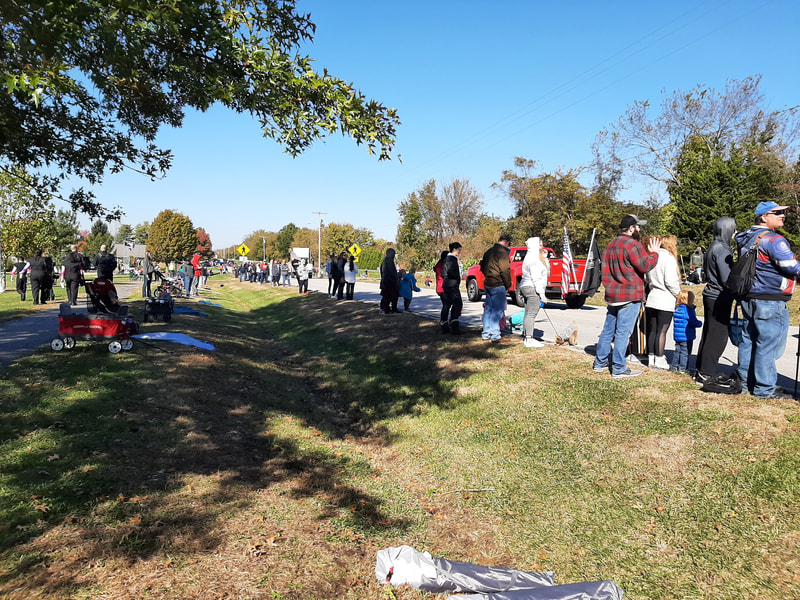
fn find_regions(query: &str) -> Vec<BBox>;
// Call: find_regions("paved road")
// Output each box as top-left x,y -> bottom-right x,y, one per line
303,276 -> 800,393
0,281 -> 140,369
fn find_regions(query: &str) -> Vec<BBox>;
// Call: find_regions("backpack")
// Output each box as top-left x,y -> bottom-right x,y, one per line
701,374 -> 742,395
725,233 -> 765,299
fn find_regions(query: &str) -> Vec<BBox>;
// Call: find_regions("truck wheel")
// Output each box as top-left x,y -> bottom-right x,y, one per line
466,278 -> 482,302
565,294 -> 587,309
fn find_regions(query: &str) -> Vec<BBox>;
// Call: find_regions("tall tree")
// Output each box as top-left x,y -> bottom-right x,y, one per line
593,75 -> 799,197
0,1 -> 399,218
114,224 -> 134,245
324,223 -> 374,257
51,210 -> 81,259
83,220 -> 115,258
669,136 -> 787,247
147,210 -> 196,262
439,179 -> 484,239
196,228 -> 213,258
133,222 -> 150,246
275,223 -> 300,258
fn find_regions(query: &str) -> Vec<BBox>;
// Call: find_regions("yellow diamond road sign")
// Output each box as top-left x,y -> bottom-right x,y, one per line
348,243 -> 362,256
237,243 -> 250,256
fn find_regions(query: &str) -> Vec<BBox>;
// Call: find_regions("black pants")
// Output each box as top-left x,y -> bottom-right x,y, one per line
16,275 -> 27,300
298,279 -> 308,293
328,277 -> 335,295
695,292 -> 733,377
345,282 -> 355,299
440,287 -> 463,323
645,307 -> 673,356
30,273 -> 50,305
65,276 -> 82,305
380,283 -> 399,312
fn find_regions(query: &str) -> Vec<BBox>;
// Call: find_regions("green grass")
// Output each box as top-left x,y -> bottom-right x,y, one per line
0,279 -> 798,599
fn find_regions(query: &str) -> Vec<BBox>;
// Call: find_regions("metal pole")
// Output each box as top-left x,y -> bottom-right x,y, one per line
0,227 -> 5,293
312,211 -> 327,276
262,237 -> 265,261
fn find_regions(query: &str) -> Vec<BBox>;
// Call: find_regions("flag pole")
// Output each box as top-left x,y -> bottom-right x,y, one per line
580,228 -> 596,292
565,226 -> 578,293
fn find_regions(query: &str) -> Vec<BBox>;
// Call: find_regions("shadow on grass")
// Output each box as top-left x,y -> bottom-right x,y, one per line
0,286 -> 494,596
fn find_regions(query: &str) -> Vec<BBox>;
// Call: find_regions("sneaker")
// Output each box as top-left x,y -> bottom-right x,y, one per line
524,338 -> 545,348
754,390 -> 795,400
593,365 -> 608,373
694,371 -> 711,386
612,368 -> 642,379
627,354 -> 645,367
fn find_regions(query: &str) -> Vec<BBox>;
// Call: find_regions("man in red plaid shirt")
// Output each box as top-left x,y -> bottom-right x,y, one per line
593,215 -> 661,378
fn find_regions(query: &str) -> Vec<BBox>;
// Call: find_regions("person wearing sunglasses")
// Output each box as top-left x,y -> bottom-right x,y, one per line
734,201 -> 800,400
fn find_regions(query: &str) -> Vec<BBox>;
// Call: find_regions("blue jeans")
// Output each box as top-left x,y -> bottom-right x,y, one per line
482,286 -> 507,340
593,302 -> 641,375
736,299 -> 789,397
670,341 -> 689,371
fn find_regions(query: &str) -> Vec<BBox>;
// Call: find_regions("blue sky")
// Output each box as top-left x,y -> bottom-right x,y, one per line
87,0 -> 799,249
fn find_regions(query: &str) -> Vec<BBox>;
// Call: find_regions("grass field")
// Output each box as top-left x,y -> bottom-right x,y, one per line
0,277 -> 798,599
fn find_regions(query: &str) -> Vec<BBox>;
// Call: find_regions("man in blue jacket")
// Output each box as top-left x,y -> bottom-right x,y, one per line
735,201 -> 800,399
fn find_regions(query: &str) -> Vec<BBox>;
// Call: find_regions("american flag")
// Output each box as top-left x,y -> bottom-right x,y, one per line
561,227 -> 573,299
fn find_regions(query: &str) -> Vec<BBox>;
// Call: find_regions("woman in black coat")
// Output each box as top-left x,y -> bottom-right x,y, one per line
379,248 -> 399,313
26,249 -> 50,305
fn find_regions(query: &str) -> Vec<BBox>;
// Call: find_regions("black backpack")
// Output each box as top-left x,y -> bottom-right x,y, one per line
725,233 -> 765,300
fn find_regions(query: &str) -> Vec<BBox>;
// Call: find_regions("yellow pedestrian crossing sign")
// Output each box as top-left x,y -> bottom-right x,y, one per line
237,243 -> 250,256
348,243 -> 362,256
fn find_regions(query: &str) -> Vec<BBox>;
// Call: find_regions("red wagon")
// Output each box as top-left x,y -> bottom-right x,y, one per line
50,278 -> 139,353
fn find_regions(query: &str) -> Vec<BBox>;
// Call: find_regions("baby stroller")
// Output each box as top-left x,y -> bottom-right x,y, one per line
50,278 -> 139,354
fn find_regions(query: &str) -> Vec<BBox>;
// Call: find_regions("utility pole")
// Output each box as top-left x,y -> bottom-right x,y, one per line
312,211 -> 327,276
262,237 -> 266,261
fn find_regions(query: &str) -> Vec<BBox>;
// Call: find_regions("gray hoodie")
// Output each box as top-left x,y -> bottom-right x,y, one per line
702,217 -> 737,300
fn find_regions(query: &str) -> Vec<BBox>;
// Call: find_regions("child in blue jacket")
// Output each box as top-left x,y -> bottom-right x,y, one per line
399,268 -> 422,312
671,290 -> 702,372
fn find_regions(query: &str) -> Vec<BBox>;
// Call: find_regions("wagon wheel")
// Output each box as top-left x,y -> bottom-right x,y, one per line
108,340 -> 122,354
50,338 -> 64,351
120,338 -> 134,351
63,337 -> 76,350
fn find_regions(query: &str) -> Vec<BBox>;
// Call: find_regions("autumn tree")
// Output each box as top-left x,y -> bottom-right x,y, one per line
196,228 -> 213,258
242,230 -> 278,261
83,220 -> 115,258
147,210 -> 196,262
324,223 -> 374,257
396,179 -> 483,266
0,1 -> 399,219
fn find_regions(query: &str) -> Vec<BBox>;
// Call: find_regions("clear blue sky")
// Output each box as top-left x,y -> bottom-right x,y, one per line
86,0 -> 799,249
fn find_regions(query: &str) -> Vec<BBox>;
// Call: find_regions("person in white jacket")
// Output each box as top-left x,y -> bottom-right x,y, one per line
518,237 -> 548,348
644,235 -> 682,369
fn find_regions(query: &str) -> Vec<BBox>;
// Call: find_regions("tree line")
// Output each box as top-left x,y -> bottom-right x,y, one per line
397,76 -> 799,267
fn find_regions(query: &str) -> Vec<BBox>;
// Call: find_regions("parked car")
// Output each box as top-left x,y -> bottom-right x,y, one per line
465,246 -> 590,309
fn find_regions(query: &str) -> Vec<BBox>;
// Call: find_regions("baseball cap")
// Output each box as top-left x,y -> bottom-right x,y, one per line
620,214 -> 647,230
755,201 -> 789,218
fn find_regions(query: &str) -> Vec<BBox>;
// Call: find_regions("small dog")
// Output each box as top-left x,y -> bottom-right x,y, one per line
555,321 -> 579,346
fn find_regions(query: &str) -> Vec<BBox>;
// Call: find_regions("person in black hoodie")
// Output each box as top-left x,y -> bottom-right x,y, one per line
694,217 -> 737,385
379,248 -> 399,313
441,242 -> 464,333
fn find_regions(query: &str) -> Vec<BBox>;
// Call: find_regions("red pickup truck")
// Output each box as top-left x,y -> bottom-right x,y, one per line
465,246 -> 590,309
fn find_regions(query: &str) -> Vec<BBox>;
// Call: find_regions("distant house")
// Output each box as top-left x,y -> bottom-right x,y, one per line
116,244 -> 147,266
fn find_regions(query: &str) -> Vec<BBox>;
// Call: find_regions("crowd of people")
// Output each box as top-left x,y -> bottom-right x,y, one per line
592,203 -> 799,400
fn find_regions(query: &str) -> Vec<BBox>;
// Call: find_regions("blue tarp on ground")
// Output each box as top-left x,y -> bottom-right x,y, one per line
133,332 -> 215,350
173,306 -> 208,316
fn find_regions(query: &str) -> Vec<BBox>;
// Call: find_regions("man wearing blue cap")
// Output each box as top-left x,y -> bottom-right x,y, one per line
734,201 -> 800,399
